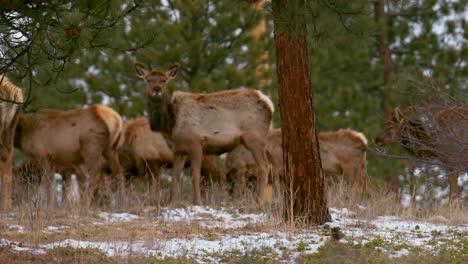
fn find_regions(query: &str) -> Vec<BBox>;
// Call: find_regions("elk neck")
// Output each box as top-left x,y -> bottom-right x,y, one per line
146,92 -> 175,135
399,119 -> 438,158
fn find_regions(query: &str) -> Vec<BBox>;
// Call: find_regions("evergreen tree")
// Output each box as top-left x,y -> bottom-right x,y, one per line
0,0 -> 145,110
374,0 -> 467,200
386,0 -> 467,94
79,0 -> 266,119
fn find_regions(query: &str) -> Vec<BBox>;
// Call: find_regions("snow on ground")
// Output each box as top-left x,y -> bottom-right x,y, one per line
329,208 -> 467,258
7,224 -> 25,233
1,206 -> 466,262
43,225 -> 69,233
159,206 -> 267,229
98,212 -> 141,223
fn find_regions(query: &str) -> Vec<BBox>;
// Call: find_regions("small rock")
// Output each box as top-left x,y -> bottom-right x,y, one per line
331,227 -> 345,241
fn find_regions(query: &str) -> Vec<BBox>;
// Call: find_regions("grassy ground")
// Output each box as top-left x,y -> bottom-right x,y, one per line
0,177 -> 466,263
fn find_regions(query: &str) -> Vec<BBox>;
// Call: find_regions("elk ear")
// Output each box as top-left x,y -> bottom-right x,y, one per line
402,106 -> 413,117
166,63 -> 181,80
394,107 -> 402,121
134,62 -> 148,79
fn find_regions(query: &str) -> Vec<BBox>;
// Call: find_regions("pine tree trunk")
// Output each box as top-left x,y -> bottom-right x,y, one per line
375,0 -> 400,193
272,0 -> 331,226
374,0 -> 394,111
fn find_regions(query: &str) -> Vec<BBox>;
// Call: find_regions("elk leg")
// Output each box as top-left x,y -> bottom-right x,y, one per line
147,160 -> 162,204
152,163 -> 162,203
243,137 -> 269,204
342,164 -> 363,201
232,167 -> 247,200
269,156 -> 282,199
0,150 -> 14,210
189,145 -> 204,205
170,155 -> 186,204
0,108 -> 20,211
104,148 -> 125,196
448,172 -> 459,206
85,171 -> 102,208
82,149 -> 104,208
73,165 -> 87,204
39,160 -> 54,209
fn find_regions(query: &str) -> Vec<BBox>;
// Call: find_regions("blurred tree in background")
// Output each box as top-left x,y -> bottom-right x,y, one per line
373,0 -> 467,200
287,0 -> 466,194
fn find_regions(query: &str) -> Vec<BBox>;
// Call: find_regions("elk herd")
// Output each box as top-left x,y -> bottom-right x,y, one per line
0,64 -> 465,211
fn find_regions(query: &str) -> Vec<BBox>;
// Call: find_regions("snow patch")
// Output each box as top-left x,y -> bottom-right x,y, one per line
7,224 -> 25,233
98,212 -> 141,223
43,226 -> 69,233
159,206 -> 267,229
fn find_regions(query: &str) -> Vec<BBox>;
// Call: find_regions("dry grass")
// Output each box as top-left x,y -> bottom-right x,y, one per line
1,170 -> 466,263
327,177 -> 467,225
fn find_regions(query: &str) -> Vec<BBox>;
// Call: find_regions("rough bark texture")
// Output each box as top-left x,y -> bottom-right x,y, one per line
272,0 -> 331,226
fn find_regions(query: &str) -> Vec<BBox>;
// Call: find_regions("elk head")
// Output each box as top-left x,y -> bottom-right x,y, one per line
134,62 -> 181,98
375,107 -> 414,146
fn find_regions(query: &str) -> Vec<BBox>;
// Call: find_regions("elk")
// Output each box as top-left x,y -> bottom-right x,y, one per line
0,76 -> 24,210
375,106 -> 468,204
225,128 -> 373,200
134,62 -> 273,205
120,117 -> 174,188
224,128 -> 281,199
119,117 -> 225,196
14,104 -> 125,208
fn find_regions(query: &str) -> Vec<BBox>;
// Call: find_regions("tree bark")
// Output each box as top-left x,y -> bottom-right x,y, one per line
272,0 -> 331,226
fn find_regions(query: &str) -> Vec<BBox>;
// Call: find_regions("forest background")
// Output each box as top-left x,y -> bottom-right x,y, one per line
1,0 -> 466,205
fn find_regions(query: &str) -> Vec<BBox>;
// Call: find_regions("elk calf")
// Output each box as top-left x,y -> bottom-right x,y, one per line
135,62 -> 273,205
375,106 -> 468,204
14,104 -> 125,208
0,76 -> 23,210
225,128 -> 373,200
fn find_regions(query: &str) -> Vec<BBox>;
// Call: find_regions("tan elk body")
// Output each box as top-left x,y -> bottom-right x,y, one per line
134,62 -> 273,205
225,128 -> 373,199
0,76 -> 24,210
120,117 -> 223,190
14,104 -> 125,208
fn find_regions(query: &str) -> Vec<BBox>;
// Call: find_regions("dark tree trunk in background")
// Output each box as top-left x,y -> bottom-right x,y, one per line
375,0 -> 400,195
272,0 -> 331,226
374,0 -> 394,113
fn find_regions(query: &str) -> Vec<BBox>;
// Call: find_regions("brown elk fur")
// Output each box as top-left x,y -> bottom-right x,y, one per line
14,104 -> 125,208
375,106 -> 468,204
225,128 -> 374,200
0,76 -> 24,210
120,117 -> 174,185
119,117 -> 224,198
135,62 -> 273,205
